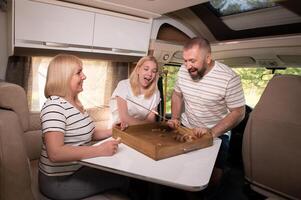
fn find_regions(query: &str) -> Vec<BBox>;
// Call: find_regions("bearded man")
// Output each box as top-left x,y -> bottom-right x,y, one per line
168,37 -> 246,186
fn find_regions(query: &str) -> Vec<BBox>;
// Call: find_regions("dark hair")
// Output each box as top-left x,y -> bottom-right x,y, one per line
183,37 -> 211,53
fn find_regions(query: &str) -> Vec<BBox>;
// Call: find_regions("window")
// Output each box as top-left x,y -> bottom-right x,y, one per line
30,57 -> 114,112
234,67 -> 301,108
162,65 -> 180,114
30,57 -> 50,111
209,0 -> 278,16
162,65 -> 301,112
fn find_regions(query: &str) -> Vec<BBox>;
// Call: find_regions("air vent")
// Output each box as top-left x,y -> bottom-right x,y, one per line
257,59 -> 279,68
217,57 -> 255,67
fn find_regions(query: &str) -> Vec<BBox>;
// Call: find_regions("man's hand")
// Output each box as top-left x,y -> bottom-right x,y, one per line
193,127 -> 212,137
167,119 -> 180,129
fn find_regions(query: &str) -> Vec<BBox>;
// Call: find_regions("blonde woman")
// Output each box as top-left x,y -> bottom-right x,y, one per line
110,56 -> 161,130
39,54 -> 128,200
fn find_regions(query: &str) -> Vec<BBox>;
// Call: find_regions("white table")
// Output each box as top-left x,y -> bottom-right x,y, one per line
80,138 -> 221,191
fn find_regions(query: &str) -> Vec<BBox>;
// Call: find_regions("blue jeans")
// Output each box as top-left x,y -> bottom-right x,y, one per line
215,134 -> 229,169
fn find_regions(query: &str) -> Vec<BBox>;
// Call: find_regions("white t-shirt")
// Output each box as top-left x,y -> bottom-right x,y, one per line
174,61 -> 245,129
110,79 -> 161,125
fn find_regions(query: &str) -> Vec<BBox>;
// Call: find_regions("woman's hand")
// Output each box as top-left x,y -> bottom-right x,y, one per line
96,139 -> 120,156
114,121 -> 129,131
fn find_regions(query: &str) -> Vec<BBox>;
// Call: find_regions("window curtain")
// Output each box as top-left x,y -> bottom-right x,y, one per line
5,56 -> 32,107
5,56 -> 130,111
103,62 -> 129,105
29,57 -> 46,110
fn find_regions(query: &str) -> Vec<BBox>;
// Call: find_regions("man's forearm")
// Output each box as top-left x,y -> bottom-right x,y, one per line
211,106 -> 245,137
171,90 -> 183,120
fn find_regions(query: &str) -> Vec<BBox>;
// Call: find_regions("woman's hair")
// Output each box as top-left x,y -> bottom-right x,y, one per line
44,54 -> 83,98
129,56 -> 159,98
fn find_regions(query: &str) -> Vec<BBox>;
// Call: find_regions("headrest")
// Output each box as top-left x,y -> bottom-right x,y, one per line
0,82 -> 29,131
254,74 -> 301,125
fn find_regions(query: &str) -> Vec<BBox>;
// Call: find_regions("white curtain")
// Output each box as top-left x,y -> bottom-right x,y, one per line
30,57 -> 111,111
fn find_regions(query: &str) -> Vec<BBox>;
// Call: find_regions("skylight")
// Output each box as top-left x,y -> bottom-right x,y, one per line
209,0 -> 278,16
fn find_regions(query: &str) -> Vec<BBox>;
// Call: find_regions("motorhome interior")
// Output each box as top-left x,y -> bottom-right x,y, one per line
0,0 -> 300,200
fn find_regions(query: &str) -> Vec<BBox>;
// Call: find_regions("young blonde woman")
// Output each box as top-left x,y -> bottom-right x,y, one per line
110,56 -> 161,130
39,54 -> 128,200
109,55 -> 161,199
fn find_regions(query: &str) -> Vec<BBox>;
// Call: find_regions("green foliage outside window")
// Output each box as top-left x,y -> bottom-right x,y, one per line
162,65 -> 301,113
162,65 -> 180,113
234,67 -> 301,107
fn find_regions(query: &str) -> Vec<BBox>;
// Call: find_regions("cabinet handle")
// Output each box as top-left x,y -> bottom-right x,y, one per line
43,42 -> 69,48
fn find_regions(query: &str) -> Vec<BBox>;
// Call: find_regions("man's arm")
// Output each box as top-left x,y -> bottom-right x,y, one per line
211,106 -> 245,137
167,90 -> 183,128
171,90 -> 183,120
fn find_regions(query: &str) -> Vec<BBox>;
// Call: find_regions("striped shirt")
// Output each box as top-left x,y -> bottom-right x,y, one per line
39,96 -> 95,176
174,61 -> 245,129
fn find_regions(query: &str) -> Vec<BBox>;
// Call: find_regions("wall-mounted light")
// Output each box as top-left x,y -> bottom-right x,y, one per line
163,54 -> 170,61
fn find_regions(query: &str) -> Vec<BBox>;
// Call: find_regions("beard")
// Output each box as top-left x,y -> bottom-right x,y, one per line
188,65 -> 207,81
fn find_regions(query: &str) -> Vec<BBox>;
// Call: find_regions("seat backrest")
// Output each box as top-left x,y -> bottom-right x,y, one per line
0,82 -> 42,160
0,109 -> 35,200
87,107 -> 112,129
0,82 -> 37,200
0,82 -> 29,131
242,74 -> 301,200
228,105 -> 252,166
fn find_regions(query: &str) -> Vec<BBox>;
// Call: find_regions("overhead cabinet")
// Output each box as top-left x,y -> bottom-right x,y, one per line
15,0 -> 94,51
93,13 -> 152,54
13,0 -> 152,56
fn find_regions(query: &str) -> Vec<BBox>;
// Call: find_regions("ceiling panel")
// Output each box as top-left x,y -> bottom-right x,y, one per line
61,0 -> 208,18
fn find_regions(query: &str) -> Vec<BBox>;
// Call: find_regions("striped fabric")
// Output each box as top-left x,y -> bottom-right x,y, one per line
39,96 -> 95,176
174,61 -> 245,129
